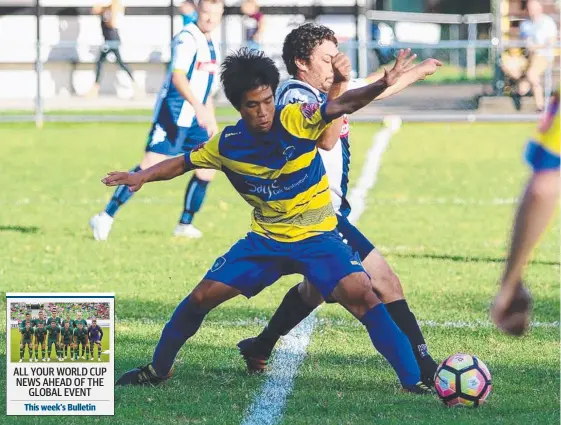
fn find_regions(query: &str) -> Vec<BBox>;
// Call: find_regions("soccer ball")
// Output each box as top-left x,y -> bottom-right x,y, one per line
435,353 -> 492,407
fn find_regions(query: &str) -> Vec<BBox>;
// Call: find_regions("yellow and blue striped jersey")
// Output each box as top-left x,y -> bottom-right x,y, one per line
185,102 -> 336,242
526,91 -> 560,171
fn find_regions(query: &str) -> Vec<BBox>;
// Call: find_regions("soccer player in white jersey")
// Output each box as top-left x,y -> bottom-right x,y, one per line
90,0 -> 223,240
238,23 -> 443,387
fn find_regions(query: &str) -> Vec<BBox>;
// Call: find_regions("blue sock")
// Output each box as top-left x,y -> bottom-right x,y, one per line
360,304 -> 420,387
105,165 -> 141,217
152,295 -> 209,377
180,175 -> 210,225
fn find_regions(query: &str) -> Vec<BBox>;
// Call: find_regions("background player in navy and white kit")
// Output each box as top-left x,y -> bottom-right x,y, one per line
238,24 -> 443,387
88,319 -> 104,361
90,0 -> 224,240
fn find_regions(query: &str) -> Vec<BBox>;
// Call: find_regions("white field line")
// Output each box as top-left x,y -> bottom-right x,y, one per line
240,127 -> 395,425
116,318 -> 560,329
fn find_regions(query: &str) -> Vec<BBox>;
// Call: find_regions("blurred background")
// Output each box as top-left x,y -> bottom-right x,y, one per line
0,0 -> 559,122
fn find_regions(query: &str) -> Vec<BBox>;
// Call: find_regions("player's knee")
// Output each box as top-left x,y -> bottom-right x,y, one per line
363,252 -> 404,303
140,152 -> 167,169
195,168 -> 216,182
298,280 -> 324,307
528,172 -> 560,201
332,272 -> 382,318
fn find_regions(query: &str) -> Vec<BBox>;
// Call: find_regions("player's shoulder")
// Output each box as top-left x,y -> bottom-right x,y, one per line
276,79 -> 322,106
175,26 -> 198,44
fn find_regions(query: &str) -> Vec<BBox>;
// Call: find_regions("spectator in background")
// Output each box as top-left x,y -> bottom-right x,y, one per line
241,0 -> 265,51
180,0 -> 198,26
88,0 -> 137,98
502,0 -> 558,111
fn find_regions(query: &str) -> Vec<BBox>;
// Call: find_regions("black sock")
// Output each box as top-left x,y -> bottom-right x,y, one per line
254,284 -> 315,357
385,299 -> 438,381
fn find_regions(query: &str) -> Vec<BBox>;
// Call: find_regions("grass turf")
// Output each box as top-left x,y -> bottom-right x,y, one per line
0,121 -> 558,424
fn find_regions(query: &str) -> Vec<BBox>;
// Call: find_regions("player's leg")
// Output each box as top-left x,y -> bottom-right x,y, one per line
90,342 -> 95,360
524,56 -> 548,112
116,233 -> 284,386
299,232 -> 427,393
110,46 -> 135,83
97,342 -> 102,361
491,170 -> 559,333
176,169 -> 217,238
361,249 -> 438,385
41,341 -> 46,361
175,128 -> 216,238
88,45 -> 109,97
90,150 -> 168,240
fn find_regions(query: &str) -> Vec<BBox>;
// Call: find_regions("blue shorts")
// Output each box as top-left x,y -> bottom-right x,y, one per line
145,102 -> 209,156
205,231 -> 366,299
525,140 -> 560,172
336,214 -> 376,261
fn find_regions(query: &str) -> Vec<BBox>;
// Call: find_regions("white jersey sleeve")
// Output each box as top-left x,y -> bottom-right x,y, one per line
171,31 -> 197,73
348,78 -> 369,90
276,83 -> 320,107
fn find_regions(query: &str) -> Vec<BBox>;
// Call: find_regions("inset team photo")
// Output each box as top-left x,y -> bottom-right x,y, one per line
9,301 -> 110,363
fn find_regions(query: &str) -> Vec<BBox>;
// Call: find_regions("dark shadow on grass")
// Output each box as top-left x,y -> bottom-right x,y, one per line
391,252 -> 560,267
0,225 -> 39,234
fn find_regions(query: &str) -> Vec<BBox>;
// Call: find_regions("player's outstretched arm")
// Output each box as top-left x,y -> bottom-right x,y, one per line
371,58 -> 442,101
324,49 -> 416,120
102,155 -> 187,192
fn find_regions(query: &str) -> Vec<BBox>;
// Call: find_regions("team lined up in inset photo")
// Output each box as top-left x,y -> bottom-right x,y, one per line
10,303 -> 110,363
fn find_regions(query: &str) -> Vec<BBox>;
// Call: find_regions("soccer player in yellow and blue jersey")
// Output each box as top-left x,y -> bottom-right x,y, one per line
107,48 -> 429,393
491,91 -> 560,335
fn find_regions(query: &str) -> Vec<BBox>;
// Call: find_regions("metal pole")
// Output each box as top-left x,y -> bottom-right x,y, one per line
450,23 -> 460,67
357,0 -> 368,77
35,0 -> 43,129
467,19 -> 476,80
492,0 -> 504,95
170,0 -> 175,58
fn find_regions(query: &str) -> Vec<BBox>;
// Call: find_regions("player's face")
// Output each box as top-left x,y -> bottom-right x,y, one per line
197,1 -> 224,34
240,86 -> 275,133
298,40 -> 338,93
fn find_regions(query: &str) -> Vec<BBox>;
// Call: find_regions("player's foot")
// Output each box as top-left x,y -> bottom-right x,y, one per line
71,357 -> 74,361
173,223 -> 203,238
42,358 -> 46,362
90,212 -> 114,241
35,358 -> 38,362
90,357 -> 94,361
47,358 -> 50,362
382,115 -> 402,134
58,358 -> 63,362
401,381 -> 435,395
82,356 -> 86,360
237,337 -> 269,374
116,364 -> 173,386
19,359 -> 23,363
98,358 -> 101,362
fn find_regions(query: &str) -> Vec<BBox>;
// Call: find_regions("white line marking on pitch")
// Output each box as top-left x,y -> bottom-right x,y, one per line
240,125 -> 396,425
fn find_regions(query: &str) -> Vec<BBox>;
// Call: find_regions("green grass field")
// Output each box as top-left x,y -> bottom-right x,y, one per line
0,120 -> 558,424
9,327 -> 110,363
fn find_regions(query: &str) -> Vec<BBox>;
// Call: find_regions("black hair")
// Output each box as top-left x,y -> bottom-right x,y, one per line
282,23 -> 338,76
221,47 -> 280,110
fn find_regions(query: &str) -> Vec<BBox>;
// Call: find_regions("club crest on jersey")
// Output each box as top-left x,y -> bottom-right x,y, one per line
283,146 -> 296,161
196,60 -> 218,74
300,102 -> 320,119
192,142 -> 206,152
210,256 -> 226,272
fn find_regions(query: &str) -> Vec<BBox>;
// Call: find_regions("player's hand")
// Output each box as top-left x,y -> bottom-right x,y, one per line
102,171 -> 145,192
332,52 -> 352,84
194,104 -> 217,134
490,281 -> 532,336
383,48 -> 417,86
416,58 -> 443,80
206,118 -> 219,139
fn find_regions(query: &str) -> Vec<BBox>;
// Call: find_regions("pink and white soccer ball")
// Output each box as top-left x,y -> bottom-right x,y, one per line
435,353 -> 492,407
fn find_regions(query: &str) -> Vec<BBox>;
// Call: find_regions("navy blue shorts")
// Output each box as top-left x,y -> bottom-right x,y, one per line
336,214 -> 376,261
204,230 -> 366,299
145,102 -> 209,156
